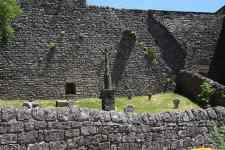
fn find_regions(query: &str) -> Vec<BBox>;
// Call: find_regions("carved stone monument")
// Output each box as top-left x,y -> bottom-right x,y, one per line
100,48 -> 115,111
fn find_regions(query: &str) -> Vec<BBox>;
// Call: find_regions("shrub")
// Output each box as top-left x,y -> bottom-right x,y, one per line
48,42 -> 56,49
144,47 -> 157,64
209,124 -> 225,150
0,0 -> 22,41
137,41 -> 145,48
198,80 -> 215,106
126,30 -> 136,40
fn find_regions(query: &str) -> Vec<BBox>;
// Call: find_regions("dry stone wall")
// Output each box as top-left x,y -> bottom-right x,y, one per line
0,0 -> 222,99
0,107 -> 225,150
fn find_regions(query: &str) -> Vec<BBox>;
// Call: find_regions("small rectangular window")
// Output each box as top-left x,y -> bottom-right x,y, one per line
65,83 -> 76,95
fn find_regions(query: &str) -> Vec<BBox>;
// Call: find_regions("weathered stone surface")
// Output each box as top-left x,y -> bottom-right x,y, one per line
27,142 -> 49,150
0,134 -> 17,144
0,0 -> 220,100
0,107 -> 223,149
56,100 -> 70,107
176,70 -> 225,107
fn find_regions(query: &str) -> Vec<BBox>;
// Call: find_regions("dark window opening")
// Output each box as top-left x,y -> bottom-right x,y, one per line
65,83 -> 76,95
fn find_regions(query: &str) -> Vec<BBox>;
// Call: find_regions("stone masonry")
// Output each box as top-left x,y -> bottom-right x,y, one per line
0,0 -> 223,99
0,107 -> 225,149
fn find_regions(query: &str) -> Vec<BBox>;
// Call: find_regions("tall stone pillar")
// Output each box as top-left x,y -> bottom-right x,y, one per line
100,48 -> 115,111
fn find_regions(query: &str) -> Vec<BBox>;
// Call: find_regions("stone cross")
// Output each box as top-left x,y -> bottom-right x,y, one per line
103,48 -> 112,89
100,48 -> 115,111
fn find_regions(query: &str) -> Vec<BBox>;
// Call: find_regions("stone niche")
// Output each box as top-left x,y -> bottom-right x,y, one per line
65,82 -> 76,95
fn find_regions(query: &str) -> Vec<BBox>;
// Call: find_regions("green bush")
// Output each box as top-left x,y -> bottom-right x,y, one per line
47,42 -> 57,49
0,0 -> 22,41
127,31 -> 136,40
144,47 -> 157,64
198,80 -> 215,105
209,124 -> 225,150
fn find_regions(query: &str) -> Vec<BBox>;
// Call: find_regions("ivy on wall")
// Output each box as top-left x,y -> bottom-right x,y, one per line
137,42 -> 157,64
198,80 -> 215,106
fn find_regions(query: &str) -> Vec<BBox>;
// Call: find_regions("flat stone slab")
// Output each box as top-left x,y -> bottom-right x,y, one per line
56,100 -> 71,107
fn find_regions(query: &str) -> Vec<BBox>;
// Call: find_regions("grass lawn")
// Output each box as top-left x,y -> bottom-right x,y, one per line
75,92 -> 199,113
0,92 -> 199,113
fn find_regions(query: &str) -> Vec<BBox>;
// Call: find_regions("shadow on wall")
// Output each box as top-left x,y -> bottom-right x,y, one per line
208,17 -> 225,86
112,30 -> 136,87
37,46 -> 57,76
147,12 -> 187,73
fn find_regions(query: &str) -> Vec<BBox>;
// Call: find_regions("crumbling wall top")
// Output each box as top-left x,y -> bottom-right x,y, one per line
17,0 -> 86,10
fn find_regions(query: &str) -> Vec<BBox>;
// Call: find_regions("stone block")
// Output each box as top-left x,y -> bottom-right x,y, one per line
2,108 -> 17,122
0,134 -> 17,144
18,131 -> 37,144
65,129 -> 80,138
56,100 -> 70,107
7,121 -> 24,133
17,109 -> 32,121
49,141 -> 67,150
28,142 -> 49,150
44,130 -> 65,142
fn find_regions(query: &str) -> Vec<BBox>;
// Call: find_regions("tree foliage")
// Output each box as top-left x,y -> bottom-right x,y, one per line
198,80 -> 215,105
144,47 -> 157,64
0,0 -> 22,41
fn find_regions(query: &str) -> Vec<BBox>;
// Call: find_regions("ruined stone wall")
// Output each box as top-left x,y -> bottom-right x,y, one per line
149,10 -> 222,73
0,0 -> 222,99
176,70 -> 225,107
0,107 -> 224,150
208,16 -> 225,85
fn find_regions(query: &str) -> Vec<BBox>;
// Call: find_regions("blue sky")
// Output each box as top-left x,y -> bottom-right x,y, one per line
88,0 -> 225,12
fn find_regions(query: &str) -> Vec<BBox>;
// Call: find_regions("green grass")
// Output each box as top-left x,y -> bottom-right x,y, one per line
0,93 -> 199,113
75,92 -> 199,113
0,100 -> 25,108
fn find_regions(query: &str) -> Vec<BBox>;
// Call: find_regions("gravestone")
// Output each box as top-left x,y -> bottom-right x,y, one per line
173,99 -> 180,109
148,93 -> 152,101
127,89 -> 132,100
124,105 -> 135,113
56,100 -> 71,107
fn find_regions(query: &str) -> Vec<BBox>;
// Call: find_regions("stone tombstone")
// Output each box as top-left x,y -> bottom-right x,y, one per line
56,100 -> 72,107
124,105 -> 135,113
148,93 -> 152,101
173,99 -> 180,109
100,89 -> 115,111
127,89 -> 132,100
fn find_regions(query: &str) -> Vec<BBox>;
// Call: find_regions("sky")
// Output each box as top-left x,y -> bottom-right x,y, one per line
87,0 -> 225,12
